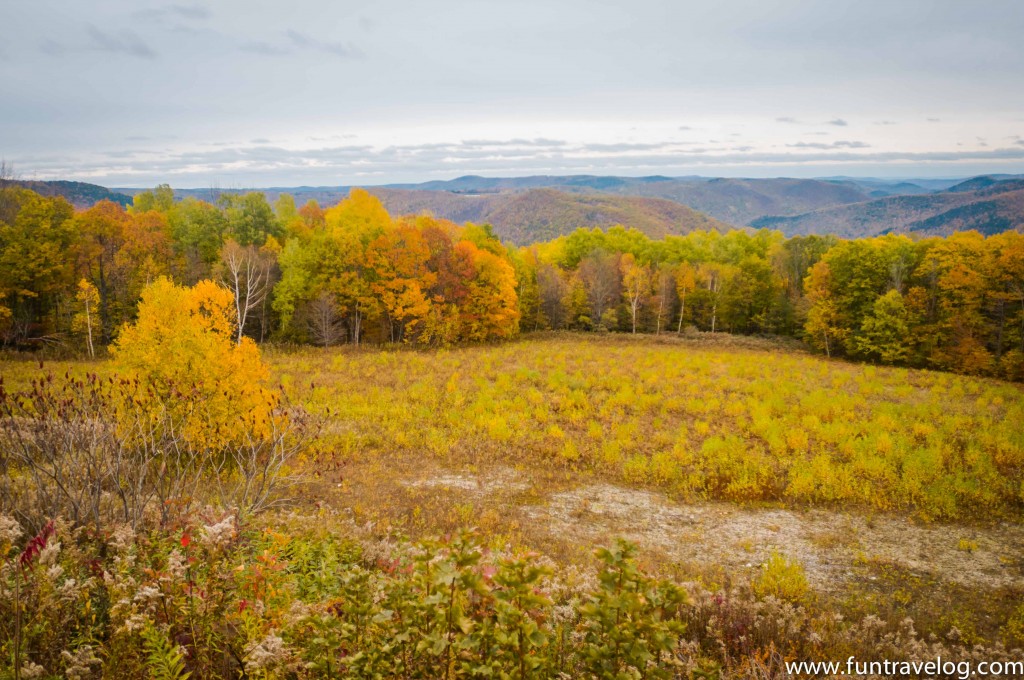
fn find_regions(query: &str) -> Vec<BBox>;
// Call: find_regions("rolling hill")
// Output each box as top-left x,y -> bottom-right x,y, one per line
377,175 -> 877,225
592,176 -> 874,225
31,172 -> 1024,241
154,175 -> 880,227
5,179 -> 133,208
368,187 -> 733,243
751,177 -> 1024,237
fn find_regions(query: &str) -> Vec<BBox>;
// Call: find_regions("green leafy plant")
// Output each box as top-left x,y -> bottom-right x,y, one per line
142,626 -> 192,680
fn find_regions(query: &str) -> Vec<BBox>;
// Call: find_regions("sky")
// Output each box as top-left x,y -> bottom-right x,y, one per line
2,0 -> 1024,188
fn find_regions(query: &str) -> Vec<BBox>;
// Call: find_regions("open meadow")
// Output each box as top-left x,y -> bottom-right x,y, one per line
3,332 -> 1023,677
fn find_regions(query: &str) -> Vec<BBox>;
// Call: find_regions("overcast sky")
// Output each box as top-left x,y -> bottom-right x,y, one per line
3,0 -> 1024,187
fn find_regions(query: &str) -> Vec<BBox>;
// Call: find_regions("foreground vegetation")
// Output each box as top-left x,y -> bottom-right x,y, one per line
4,509 -> 1022,680
2,331 -> 1023,677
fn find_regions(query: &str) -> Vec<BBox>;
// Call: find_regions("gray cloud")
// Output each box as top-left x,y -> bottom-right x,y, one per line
39,25 -> 158,59
787,140 -> 870,150
240,29 -> 361,58
167,4 -> 210,20
461,138 -> 567,147
133,4 -> 211,21
38,38 -> 67,56
826,118 -> 848,126
776,117 -> 800,124
87,25 -> 157,59
240,41 -> 290,56
284,30 -> 360,58
23,137 -> 1024,187
581,142 -> 667,152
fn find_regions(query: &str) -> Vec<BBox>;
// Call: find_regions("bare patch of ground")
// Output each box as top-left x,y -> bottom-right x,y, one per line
524,483 -> 1024,592
402,468 -> 531,496
382,467 -> 1024,594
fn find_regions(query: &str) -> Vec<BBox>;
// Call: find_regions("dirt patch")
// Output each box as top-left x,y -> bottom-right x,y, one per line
390,468 -> 1023,593
402,468 -> 531,496
523,483 -> 1024,593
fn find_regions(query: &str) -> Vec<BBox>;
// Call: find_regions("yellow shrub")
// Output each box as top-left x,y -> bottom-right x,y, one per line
622,455 -> 650,484
957,538 -> 978,553
602,440 -> 623,467
560,440 -> 581,462
649,451 -> 680,485
111,277 -> 277,450
752,551 -> 809,602
786,428 -> 810,453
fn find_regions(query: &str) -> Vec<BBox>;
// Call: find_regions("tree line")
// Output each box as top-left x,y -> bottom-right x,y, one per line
0,184 -> 521,349
1,182 -> 1022,379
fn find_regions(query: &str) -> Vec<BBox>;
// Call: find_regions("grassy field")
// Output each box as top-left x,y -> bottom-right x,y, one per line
3,332 -> 1024,673
265,332 -> 1024,521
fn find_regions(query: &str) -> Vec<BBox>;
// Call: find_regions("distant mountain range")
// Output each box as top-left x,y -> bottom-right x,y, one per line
752,177 -> 1024,237
366,187 -> 732,242
10,172 -> 1024,243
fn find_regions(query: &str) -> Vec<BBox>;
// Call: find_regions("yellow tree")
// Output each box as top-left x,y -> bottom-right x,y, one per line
620,253 -> 652,334
804,261 -> 847,357
987,231 -> 1024,377
116,209 -> 175,297
652,263 -> 674,334
457,241 -> 520,341
924,231 -> 992,373
695,261 -> 734,333
674,262 -> 698,334
74,200 -> 130,341
73,278 -> 100,358
112,277 -> 277,449
366,221 -> 436,342
321,189 -> 390,344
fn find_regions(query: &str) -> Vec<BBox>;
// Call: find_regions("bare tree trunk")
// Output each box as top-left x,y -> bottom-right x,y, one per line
219,240 -> 273,345
84,301 -> 94,359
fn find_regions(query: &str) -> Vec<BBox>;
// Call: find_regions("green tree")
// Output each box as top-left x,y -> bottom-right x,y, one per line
130,184 -> 174,214
168,197 -> 228,282
854,289 -> 911,364
220,192 -> 281,246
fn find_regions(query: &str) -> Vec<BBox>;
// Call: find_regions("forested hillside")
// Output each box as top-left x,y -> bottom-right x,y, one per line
368,187 -> 733,242
107,173 -> 1024,239
754,177 -> 1024,237
2,178 -> 133,208
2,182 -> 1023,380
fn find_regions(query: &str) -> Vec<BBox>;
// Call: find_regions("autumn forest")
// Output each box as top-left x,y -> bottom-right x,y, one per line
2,182 -> 1023,381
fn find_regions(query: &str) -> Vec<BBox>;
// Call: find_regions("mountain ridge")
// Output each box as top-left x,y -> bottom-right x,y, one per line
11,172 -> 1024,242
